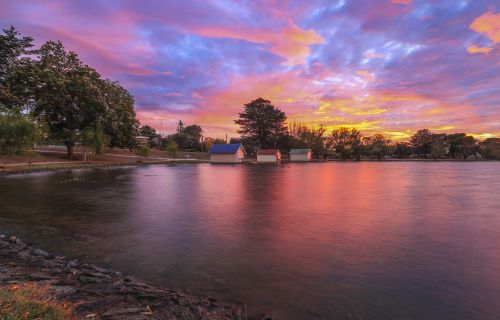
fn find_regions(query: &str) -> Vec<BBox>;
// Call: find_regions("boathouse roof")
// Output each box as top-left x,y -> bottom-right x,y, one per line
257,149 -> 280,155
209,143 -> 242,154
290,149 -> 311,154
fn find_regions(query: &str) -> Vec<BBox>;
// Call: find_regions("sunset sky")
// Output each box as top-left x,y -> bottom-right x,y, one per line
1,0 -> 499,139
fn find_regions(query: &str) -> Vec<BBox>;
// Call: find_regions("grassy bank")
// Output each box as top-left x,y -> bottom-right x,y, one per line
0,283 -> 74,320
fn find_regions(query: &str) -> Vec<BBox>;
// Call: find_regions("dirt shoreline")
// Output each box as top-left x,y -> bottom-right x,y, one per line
1,157 -> 495,176
0,234 -> 269,319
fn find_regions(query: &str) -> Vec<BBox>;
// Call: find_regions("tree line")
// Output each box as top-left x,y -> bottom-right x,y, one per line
2,26 -> 499,161
0,26 -> 139,157
230,98 -> 500,160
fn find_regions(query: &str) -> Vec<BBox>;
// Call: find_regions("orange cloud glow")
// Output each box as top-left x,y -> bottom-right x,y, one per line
467,45 -> 493,54
470,12 -> 500,44
192,20 -> 324,65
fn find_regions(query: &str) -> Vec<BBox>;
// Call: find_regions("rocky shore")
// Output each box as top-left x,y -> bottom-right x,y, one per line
0,234 -> 266,319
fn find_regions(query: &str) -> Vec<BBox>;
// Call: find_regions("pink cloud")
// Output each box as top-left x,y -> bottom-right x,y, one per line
192,20 -> 324,65
391,0 -> 412,5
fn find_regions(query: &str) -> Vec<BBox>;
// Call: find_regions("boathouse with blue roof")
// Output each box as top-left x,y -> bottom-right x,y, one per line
208,143 -> 245,163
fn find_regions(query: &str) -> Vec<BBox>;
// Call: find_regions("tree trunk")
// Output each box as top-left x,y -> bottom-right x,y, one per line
66,144 -> 74,159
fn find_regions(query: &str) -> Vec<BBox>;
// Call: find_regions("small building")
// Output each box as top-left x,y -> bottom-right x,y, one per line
135,136 -> 150,145
209,143 -> 245,163
257,149 -> 281,163
290,148 -> 312,162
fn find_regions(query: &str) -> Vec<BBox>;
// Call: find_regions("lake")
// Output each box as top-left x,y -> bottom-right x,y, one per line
1,162 -> 499,319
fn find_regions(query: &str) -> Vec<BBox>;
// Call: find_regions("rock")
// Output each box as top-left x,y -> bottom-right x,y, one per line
0,234 -> 250,320
50,285 -> 78,295
101,307 -> 145,316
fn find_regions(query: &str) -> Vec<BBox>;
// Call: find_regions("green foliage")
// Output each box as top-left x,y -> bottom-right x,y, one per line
0,26 -> 33,79
167,122 -> 203,151
164,142 -> 178,158
234,98 -> 288,152
136,144 -> 152,157
1,27 -> 139,158
0,114 -> 40,154
0,26 -> 34,112
139,125 -> 157,139
81,120 -> 110,154
99,79 -> 139,150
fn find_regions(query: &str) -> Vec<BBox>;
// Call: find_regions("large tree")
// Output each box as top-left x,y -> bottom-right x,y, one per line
14,41 -> 139,157
27,41 -> 106,158
234,98 -> 288,152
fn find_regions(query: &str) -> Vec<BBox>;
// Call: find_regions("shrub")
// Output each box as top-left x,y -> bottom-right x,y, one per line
164,142 -> 178,158
135,144 -> 151,157
0,114 -> 39,154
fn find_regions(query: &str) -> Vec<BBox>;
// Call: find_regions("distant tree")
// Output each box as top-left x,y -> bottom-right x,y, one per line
327,127 -> 362,160
167,122 -> 203,151
394,142 -> 413,158
289,122 -> 327,158
176,120 -> 185,133
410,129 -> 433,158
363,134 -> 391,160
182,124 -> 203,150
429,133 -> 449,159
234,98 -> 288,152
213,138 -> 226,144
164,142 -> 178,158
139,125 -> 157,139
479,138 -> 500,160
139,124 -> 161,147
448,133 -> 477,159
462,136 -> 477,159
229,137 -> 242,144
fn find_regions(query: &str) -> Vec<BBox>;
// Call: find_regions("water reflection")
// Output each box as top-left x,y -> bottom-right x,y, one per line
1,163 -> 500,319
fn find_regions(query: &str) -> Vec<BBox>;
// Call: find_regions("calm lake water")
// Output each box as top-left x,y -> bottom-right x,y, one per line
1,162 -> 500,319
